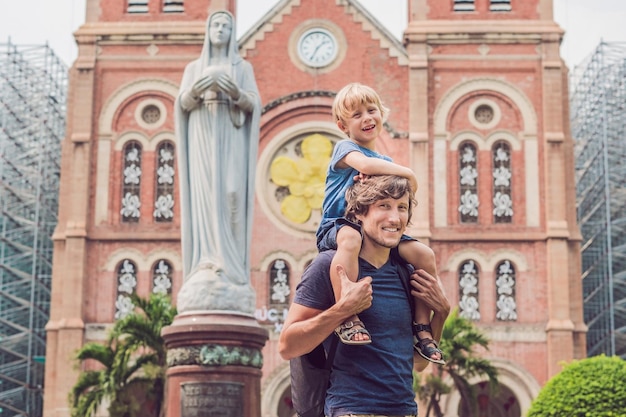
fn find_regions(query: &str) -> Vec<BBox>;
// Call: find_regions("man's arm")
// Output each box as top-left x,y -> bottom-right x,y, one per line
340,152 -> 419,192
278,303 -> 348,360
279,266 -> 373,360
409,268 -> 451,371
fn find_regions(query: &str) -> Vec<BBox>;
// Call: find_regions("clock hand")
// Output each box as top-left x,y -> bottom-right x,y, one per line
310,38 -> 330,59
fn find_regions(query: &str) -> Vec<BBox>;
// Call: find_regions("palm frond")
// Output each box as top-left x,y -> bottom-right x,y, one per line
75,342 -> 115,367
70,380 -> 107,417
70,371 -> 104,406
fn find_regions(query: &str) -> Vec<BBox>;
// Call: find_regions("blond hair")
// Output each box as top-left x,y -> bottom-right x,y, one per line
332,83 -> 390,128
345,175 -> 416,224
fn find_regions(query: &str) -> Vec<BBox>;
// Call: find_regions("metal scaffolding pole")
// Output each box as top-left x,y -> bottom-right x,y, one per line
0,40 -> 67,417
571,41 -> 626,359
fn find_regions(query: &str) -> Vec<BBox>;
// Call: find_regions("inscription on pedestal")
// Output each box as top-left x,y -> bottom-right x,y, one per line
181,382 -> 244,417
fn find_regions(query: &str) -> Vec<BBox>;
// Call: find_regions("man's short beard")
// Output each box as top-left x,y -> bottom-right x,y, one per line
368,234 -> 401,249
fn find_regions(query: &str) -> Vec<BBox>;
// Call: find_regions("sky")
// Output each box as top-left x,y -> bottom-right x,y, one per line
0,0 -> 624,71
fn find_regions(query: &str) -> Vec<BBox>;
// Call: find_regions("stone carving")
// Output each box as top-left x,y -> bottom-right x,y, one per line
166,344 -> 263,368
174,11 -> 261,314
180,382 -> 243,417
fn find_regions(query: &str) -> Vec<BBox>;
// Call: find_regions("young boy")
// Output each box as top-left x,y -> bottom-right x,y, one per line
316,82 -> 445,364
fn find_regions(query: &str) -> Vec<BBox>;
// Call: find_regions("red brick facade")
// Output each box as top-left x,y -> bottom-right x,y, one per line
44,1 -> 585,416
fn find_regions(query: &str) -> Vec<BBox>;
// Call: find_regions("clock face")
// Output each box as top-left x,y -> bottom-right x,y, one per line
297,28 -> 338,68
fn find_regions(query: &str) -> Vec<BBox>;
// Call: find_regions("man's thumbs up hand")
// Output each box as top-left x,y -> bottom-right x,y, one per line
336,264 -> 373,315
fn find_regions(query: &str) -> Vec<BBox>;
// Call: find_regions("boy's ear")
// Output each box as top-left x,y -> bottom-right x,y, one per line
337,120 -> 348,133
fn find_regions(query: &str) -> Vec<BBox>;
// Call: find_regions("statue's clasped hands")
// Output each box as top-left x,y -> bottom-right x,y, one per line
192,69 -> 240,101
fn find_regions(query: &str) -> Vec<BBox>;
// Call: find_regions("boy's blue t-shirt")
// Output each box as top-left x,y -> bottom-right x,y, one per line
294,250 -> 417,417
316,140 -> 391,242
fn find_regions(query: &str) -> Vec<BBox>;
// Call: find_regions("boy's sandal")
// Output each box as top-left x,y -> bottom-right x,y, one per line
413,323 -> 446,365
335,320 -> 372,345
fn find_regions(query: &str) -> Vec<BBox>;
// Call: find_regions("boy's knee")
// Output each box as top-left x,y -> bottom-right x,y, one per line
420,243 -> 436,262
401,240 -> 437,269
337,226 -> 362,251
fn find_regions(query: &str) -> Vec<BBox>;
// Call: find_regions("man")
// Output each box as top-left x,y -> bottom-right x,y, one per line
279,175 -> 450,417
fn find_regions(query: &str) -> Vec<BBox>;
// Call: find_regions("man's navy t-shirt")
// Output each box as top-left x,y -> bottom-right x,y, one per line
293,250 -> 417,417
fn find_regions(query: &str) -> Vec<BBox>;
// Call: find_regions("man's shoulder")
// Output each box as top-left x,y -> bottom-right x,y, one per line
295,251 -> 335,308
309,250 -> 336,269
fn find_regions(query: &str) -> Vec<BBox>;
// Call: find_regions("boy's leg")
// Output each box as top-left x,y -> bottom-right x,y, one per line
331,225 -> 370,344
398,240 -> 445,364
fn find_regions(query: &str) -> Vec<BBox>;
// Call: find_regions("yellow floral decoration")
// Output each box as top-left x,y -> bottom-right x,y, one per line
270,134 -> 333,224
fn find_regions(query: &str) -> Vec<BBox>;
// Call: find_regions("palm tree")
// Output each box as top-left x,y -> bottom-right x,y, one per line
416,308 -> 499,417
70,341 -> 118,417
70,293 -> 177,417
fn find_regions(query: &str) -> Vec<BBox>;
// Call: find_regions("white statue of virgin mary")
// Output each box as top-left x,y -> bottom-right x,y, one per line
174,11 -> 261,314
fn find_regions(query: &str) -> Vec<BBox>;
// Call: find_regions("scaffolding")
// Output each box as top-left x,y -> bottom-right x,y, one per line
0,41 -> 67,416
571,41 -> 626,359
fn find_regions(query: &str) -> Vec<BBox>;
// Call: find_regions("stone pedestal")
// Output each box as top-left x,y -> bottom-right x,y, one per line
162,312 -> 269,417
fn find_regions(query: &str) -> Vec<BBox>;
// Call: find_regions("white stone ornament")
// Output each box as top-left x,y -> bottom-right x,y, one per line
297,28 -> 338,68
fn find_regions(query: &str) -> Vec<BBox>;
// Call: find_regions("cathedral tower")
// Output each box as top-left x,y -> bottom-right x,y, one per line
45,1 -> 585,416
403,0 -> 586,413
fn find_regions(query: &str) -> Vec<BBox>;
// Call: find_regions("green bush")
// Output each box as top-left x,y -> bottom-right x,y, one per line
528,355 -> 626,417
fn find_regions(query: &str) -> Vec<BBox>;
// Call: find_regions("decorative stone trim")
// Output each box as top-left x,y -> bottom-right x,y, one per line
134,98 -> 167,130
166,344 -> 263,369
383,121 -> 409,139
337,0 -> 408,66
261,90 -> 407,139
262,90 -> 335,114
99,78 -> 179,137
239,0 -> 302,56
468,98 -> 501,130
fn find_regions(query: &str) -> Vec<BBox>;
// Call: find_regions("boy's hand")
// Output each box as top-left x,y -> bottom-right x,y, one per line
410,269 -> 450,316
353,172 -> 370,183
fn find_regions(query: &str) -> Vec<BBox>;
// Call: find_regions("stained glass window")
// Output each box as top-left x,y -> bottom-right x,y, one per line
121,141 -> 142,222
496,260 -> 517,321
153,142 -> 175,222
458,143 -> 479,223
459,260 -> 480,321
116,259 -> 137,319
492,142 -> 513,223
261,259 -> 291,334
152,259 -> 173,295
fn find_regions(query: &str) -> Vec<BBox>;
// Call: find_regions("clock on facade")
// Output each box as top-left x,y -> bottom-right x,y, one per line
297,28 -> 338,68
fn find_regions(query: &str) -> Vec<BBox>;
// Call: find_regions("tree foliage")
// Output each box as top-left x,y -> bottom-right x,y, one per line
416,308 -> 499,417
528,354 -> 626,417
70,293 -> 177,417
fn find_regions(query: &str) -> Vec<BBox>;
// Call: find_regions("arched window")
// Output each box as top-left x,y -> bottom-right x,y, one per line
492,141 -> 513,223
152,259 -> 173,295
458,143 -> 479,223
490,0 -> 512,12
127,0 -> 148,13
120,141 -> 142,222
153,141 -> 175,222
459,260 -> 480,320
115,259 -> 137,319
163,0 -> 184,12
256,259 -> 291,333
495,260 -> 517,321
453,0 -> 475,12
270,259 -> 291,305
